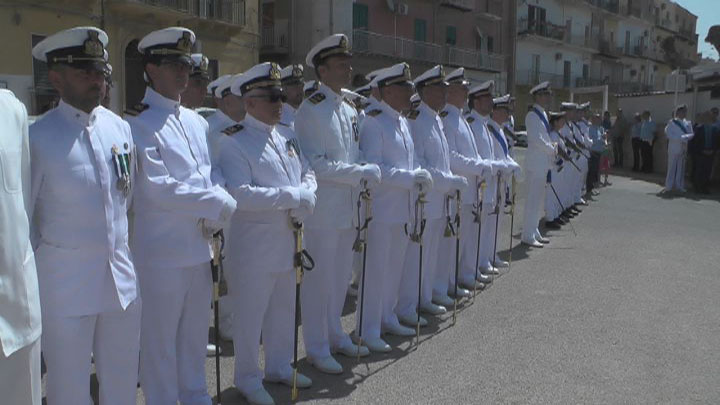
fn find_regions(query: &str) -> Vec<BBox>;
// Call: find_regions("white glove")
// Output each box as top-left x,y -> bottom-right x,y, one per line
509,162 -> 522,175
450,175 -> 468,191
413,169 -> 433,190
290,206 -> 313,223
199,218 -> 225,240
297,187 -> 316,210
360,164 -> 381,186
215,186 -> 238,223
475,159 -> 492,178
490,161 -> 506,176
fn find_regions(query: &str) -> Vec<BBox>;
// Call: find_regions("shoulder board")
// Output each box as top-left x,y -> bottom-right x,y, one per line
439,110 -> 449,118
277,121 -> 291,127
308,92 -> 326,105
466,116 -> 475,123
405,109 -> 420,120
221,124 -> 244,136
124,103 -> 149,117
367,109 -> 382,117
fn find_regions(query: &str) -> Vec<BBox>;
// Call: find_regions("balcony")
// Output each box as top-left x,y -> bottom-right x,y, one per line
351,29 -> 504,72
566,33 -> 600,50
260,19 -> 289,54
597,39 -> 620,57
109,0 -> 245,25
620,4 -> 642,19
518,18 -> 566,42
585,0 -> 619,14
440,0 -> 474,11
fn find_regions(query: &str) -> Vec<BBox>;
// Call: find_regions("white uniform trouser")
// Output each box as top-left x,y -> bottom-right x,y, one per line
397,219 -> 443,316
301,228 -> 355,360
356,223 -> 409,339
522,169 -> 547,242
665,151 -> 686,190
139,264 -> 211,405
456,203 -> 479,287
0,337 -> 41,405
576,156 -> 588,202
228,266 -> 294,394
478,202 -> 500,270
44,300 -> 140,405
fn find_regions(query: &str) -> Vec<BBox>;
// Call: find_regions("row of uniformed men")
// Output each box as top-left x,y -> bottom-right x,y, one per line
27,25 -> 529,405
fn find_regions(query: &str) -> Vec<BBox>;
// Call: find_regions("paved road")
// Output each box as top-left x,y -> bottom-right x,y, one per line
48,150 -> 720,404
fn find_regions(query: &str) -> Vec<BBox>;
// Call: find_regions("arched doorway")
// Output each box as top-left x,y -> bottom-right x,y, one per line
125,39 -> 144,109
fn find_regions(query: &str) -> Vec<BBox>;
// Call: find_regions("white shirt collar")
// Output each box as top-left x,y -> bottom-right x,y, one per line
379,100 -> 401,120
418,101 -> 437,117
143,86 -> 181,115
57,99 -> 97,127
533,103 -> 545,113
244,113 -> 274,133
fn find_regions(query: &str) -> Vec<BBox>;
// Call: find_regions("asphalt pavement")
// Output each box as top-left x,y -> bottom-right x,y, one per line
46,148 -> 720,404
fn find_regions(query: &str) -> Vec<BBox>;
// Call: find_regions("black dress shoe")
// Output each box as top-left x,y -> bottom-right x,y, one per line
545,220 -> 561,230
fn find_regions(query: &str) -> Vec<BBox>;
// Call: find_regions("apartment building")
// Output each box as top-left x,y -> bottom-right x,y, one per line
0,0 -> 260,114
516,0 -> 699,111
259,0 -> 515,93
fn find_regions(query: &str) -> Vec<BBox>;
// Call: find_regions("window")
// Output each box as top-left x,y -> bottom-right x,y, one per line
487,36 -> 494,53
353,3 -> 369,29
446,26 -> 457,46
414,19 -> 427,41
475,35 -> 483,51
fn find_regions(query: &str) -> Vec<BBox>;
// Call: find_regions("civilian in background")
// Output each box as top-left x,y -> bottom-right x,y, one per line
689,111 -> 720,194
639,110 -> 658,173
631,113 -> 643,172
610,108 -> 629,168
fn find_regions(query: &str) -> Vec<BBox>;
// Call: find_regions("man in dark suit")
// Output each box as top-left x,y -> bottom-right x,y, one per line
690,111 -> 719,194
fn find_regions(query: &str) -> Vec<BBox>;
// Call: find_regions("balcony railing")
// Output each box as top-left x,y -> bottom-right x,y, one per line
518,18 -> 567,42
566,33 -> 600,50
352,29 -> 504,72
122,0 -> 245,25
261,20 -> 289,52
585,0 -> 619,14
598,39 -> 620,57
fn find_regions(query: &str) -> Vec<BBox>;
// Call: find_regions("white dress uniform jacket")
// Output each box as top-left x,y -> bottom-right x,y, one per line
524,104 -> 557,174
31,100 -> 137,316
206,109 -> 236,164
359,101 -> 419,224
295,83 -> 365,229
441,104 -> 488,203
280,102 -> 297,130
126,87 -> 235,269
466,110 -> 504,208
0,90 -> 40,356
217,113 -> 317,274
407,102 -> 459,220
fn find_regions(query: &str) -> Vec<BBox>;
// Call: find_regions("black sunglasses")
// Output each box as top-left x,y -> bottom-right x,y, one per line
247,93 -> 287,103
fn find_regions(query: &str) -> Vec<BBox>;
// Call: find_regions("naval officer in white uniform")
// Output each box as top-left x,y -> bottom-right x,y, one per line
0,89 -> 41,405
215,62 -> 318,405
294,34 -> 378,375
357,63 -> 434,352
126,27 -> 237,405
30,26 -> 141,405
521,82 -> 557,248
279,64 -> 305,129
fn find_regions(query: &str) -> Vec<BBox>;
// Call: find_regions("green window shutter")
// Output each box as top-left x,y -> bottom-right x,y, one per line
414,19 -> 427,41
353,3 -> 369,29
446,26 -> 457,45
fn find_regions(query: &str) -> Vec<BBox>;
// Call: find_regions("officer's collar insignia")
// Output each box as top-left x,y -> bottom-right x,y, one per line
466,116 -> 475,123
222,124 -> 244,135
439,110 -> 449,118
367,109 -> 382,117
308,92 -> 326,105
406,109 -> 420,120
124,103 -> 149,117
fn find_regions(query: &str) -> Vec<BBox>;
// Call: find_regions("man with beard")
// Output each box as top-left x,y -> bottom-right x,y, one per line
126,27 -> 237,405
29,26 -> 141,404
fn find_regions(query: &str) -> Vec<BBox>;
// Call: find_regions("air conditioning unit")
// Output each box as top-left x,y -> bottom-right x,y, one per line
397,2 -> 409,16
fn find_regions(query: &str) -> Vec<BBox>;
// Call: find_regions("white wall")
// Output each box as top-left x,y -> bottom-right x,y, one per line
0,74 -> 33,112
